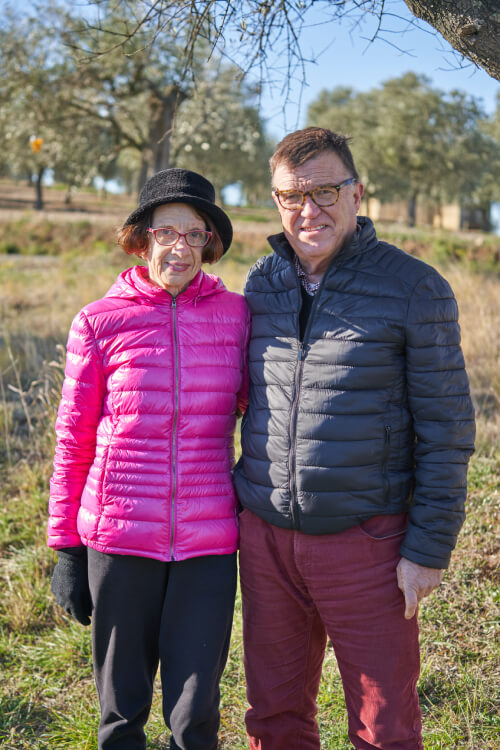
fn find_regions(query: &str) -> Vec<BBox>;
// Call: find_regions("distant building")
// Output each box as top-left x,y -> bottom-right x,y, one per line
361,198 -> 491,232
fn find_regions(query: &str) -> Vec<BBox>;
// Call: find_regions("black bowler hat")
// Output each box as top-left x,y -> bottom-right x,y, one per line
124,168 -> 233,253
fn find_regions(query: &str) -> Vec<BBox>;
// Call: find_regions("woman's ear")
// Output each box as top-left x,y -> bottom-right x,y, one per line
141,233 -> 153,260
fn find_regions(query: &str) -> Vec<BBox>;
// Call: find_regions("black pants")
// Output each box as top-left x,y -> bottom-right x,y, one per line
87,549 -> 237,750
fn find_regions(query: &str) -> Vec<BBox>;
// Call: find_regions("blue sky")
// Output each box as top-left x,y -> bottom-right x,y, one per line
14,0 -> 499,138
253,0 -> 499,140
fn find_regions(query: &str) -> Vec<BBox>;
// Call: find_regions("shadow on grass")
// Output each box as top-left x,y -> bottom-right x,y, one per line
0,693 -> 55,745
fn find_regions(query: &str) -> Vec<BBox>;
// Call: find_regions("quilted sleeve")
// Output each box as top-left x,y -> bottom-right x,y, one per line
47,310 -> 105,549
236,303 -> 251,416
399,271 -> 475,569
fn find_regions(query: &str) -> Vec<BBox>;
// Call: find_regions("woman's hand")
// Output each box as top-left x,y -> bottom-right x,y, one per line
50,547 -> 92,626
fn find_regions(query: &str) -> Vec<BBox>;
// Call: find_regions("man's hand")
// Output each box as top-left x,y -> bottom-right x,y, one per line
396,557 -> 443,619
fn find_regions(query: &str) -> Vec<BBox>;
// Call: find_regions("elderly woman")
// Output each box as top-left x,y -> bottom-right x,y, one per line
48,169 -> 249,750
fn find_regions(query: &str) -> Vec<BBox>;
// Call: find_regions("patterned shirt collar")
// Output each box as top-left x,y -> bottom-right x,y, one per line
294,254 -> 321,296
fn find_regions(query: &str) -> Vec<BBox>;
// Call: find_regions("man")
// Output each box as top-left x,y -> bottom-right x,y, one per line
234,127 -> 475,750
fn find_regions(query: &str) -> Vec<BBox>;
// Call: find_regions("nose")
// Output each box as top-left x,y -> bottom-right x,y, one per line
170,235 -> 191,256
300,194 -> 321,217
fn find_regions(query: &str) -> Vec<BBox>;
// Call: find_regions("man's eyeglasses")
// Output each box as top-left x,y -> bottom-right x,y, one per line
273,178 -> 357,211
147,228 -> 212,247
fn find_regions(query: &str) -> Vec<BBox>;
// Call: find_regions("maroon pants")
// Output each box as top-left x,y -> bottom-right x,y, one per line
239,509 -> 423,750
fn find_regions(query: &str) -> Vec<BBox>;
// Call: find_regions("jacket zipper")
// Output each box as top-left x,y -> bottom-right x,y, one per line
287,277 -> 325,529
288,346 -> 306,528
382,425 -> 391,502
170,297 -> 179,560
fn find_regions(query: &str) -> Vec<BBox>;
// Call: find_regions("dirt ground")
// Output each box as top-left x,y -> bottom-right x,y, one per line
0,179 -> 135,223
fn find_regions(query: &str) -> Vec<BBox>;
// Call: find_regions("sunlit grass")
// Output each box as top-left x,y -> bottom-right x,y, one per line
0,211 -> 499,748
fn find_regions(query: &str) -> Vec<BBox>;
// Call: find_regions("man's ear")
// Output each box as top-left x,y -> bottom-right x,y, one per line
353,182 -> 364,212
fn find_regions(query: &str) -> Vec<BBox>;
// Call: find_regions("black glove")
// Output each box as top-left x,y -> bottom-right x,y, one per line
50,546 -> 92,626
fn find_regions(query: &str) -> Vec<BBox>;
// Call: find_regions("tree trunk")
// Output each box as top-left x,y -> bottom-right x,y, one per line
150,97 -> 174,174
137,157 -> 150,195
34,166 -> 45,210
147,85 -> 187,179
404,0 -> 500,82
407,193 -> 418,227
214,185 -> 223,205
481,206 -> 491,232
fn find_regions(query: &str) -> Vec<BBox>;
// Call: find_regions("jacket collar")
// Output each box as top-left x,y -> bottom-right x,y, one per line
105,265 -> 224,305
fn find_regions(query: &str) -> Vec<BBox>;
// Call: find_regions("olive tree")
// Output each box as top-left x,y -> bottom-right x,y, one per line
307,73 -> 500,225
0,0 -> 271,204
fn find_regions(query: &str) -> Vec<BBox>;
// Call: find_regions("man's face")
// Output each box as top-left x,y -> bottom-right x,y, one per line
272,151 -> 364,276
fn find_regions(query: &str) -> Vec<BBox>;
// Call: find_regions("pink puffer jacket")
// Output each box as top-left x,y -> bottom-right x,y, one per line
48,265 -> 250,562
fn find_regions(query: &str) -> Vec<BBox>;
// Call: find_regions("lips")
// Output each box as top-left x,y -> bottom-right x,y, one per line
299,224 -> 329,233
164,262 -> 190,272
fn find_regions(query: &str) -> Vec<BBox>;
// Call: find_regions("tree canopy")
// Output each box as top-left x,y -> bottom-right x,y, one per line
0,0 -> 271,206
2,0 -> 499,216
307,73 -> 500,225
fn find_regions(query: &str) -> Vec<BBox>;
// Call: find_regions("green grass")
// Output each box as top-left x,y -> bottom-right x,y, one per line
0,215 -> 499,748
0,458 -> 497,749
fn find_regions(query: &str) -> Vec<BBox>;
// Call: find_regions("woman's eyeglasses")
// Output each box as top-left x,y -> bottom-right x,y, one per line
147,228 -> 212,247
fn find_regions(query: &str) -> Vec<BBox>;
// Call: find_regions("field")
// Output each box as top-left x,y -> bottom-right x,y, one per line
0,182 -> 499,749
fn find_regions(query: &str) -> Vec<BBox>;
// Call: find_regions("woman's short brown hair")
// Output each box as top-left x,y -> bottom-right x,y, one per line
117,205 -> 224,264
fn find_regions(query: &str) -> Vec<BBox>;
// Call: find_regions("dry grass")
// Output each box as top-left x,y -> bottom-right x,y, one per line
444,265 -> 500,455
0,200 -> 499,748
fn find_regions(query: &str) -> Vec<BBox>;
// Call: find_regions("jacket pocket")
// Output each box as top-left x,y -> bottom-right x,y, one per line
100,421 -> 118,508
381,425 -> 391,504
358,512 -> 408,540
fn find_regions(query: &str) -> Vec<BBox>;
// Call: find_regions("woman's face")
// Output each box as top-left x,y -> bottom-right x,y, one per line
146,203 -> 206,296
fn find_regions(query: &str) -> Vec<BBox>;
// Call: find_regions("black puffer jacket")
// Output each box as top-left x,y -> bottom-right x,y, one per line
234,217 -> 475,569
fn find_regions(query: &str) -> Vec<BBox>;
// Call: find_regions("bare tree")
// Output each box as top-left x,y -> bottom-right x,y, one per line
76,1 -> 500,84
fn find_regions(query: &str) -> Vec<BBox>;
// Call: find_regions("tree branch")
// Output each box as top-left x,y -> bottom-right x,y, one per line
404,0 -> 500,81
